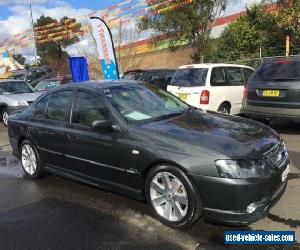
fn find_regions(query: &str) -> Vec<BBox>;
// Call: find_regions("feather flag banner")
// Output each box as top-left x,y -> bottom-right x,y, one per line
90,17 -> 119,80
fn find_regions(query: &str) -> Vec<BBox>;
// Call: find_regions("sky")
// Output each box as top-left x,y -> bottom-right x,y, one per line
0,0 -> 260,62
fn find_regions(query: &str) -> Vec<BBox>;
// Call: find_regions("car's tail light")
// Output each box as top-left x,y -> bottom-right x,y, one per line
200,90 -> 210,104
243,85 -> 249,98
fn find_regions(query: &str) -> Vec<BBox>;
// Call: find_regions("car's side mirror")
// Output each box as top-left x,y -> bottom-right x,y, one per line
90,120 -> 121,133
90,120 -> 111,131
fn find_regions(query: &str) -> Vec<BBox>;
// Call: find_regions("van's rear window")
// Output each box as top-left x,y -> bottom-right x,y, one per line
170,68 -> 208,87
254,59 -> 300,81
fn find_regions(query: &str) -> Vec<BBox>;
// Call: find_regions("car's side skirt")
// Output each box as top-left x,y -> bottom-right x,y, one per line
43,164 -> 144,201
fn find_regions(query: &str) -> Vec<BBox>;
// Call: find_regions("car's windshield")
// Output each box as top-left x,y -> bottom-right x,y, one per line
0,81 -> 34,94
254,59 -> 300,81
170,68 -> 208,87
104,84 -> 189,122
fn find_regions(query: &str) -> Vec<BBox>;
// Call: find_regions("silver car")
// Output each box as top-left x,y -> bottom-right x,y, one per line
0,80 -> 42,126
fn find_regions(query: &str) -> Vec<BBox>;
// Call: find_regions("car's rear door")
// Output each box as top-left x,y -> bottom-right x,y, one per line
29,89 -> 74,167
247,59 -> 300,109
224,67 -> 246,114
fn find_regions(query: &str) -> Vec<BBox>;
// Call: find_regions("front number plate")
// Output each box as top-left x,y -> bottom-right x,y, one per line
282,164 -> 290,182
263,90 -> 280,97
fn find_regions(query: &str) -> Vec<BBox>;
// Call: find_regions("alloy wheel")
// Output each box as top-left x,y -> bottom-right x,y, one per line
150,172 -> 188,222
21,144 -> 37,176
2,111 -> 8,126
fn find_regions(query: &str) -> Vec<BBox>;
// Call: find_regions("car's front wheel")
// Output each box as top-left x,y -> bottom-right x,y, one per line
20,140 -> 44,178
145,165 -> 202,228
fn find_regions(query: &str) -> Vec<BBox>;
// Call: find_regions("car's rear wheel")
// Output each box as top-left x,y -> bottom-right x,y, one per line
20,140 -> 43,178
145,165 -> 202,228
1,108 -> 9,127
218,103 -> 231,114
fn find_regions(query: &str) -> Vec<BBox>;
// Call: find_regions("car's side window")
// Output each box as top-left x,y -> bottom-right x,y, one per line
34,95 -> 50,119
210,67 -> 227,86
71,91 -> 109,127
243,68 -> 254,84
226,67 -> 244,86
45,90 -> 73,121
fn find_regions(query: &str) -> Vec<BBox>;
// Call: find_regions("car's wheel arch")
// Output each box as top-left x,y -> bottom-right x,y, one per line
218,101 -> 231,110
0,103 -> 8,114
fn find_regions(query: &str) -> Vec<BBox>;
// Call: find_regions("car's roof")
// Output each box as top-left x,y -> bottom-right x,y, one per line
67,80 -> 140,90
0,79 -> 25,83
179,64 -> 254,69
264,56 -> 300,62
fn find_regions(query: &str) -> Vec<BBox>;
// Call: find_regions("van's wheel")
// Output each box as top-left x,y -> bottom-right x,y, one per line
218,103 -> 231,114
145,165 -> 202,228
1,108 -> 9,127
20,140 -> 44,179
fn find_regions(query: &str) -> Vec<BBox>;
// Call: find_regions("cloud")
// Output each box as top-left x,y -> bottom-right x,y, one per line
0,0 -> 47,5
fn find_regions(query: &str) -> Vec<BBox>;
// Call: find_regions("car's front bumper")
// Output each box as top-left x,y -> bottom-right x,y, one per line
188,163 -> 289,225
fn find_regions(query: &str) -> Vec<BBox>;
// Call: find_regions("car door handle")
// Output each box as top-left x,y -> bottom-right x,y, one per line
39,131 -> 55,136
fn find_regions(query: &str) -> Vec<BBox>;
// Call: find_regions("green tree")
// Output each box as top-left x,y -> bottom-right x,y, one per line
139,0 -> 227,63
35,16 -> 81,74
271,0 -> 300,54
215,5 -> 286,62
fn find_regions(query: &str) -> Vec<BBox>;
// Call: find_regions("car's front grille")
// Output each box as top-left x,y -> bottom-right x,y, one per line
264,141 -> 289,169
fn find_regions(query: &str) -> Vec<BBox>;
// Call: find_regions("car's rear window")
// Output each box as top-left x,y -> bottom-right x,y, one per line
170,68 -> 208,87
254,59 -> 300,81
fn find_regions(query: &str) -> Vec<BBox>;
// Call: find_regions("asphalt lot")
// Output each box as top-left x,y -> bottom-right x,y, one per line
0,121 -> 299,249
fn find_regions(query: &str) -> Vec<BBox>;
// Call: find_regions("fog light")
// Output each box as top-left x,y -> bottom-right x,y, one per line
246,203 -> 257,214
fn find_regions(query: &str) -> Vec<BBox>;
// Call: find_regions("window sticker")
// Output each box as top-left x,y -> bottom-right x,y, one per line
125,111 -> 151,121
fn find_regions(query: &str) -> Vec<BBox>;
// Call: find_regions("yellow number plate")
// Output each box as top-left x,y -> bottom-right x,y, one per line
263,90 -> 280,97
178,93 -> 188,101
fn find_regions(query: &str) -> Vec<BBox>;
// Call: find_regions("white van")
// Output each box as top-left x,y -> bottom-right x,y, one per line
167,64 -> 254,114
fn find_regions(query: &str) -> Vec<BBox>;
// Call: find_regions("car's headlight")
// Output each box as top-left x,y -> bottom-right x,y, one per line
11,100 -> 29,107
215,159 -> 272,179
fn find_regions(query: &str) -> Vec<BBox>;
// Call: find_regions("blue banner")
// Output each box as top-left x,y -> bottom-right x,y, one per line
224,231 -> 295,245
90,17 -> 119,80
69,56 -> 90,83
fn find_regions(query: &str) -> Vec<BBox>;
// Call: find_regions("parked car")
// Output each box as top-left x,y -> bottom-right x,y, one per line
0,80 -> 41,126
243,57 -> 300,122
121,69 -> 145,80
34,76 -> 73,92
167,64 -> 254,114
10,66 -> 54,88
8,81 -> 289,228
138,69 -> 176,90
122,69 -> 176,90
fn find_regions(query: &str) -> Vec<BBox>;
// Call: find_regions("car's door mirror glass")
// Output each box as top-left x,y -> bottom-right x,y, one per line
90,120 -> 111,131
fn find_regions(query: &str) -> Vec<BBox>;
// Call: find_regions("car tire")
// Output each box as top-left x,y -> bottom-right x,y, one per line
218,103 -> 231,114
145,164 -> 203,228
1,108 -> 9,127
20,140 -> 44,179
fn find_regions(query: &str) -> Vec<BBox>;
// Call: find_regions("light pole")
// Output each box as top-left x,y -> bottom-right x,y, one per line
29,1 -> 38,65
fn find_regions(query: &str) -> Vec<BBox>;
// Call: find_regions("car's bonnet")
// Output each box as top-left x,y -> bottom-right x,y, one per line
4,92 -> 42,103
140,110 -> 280,159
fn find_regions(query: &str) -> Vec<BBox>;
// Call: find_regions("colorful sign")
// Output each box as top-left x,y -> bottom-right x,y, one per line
90,17 -> 119,80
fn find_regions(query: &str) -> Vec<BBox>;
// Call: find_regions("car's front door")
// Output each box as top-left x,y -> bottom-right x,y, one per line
29,90 -> 74,167
63,90 -> 132,186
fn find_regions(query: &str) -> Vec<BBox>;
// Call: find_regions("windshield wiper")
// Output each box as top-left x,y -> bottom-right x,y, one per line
152,112 -> 184,122
271,78 -> 300,81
